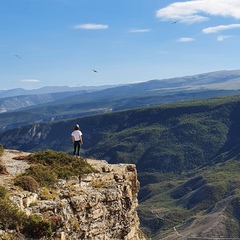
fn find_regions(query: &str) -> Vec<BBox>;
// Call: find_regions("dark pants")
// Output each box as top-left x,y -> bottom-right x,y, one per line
73,141 -> 81,156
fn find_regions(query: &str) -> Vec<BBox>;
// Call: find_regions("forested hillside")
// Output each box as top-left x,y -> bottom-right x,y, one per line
1,94 -> 240,172
1,94 -> 240,238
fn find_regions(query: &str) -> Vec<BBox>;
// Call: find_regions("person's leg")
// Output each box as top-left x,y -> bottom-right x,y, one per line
73,141 -> 77,156
77,141 -> 80,156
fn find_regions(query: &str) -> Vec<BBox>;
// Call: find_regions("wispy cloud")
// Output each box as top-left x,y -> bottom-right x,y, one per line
21,79 -> 40,83
73,23 -> 108,30
177,37 -> 195,42
202,24 -> 240,34
156,0 -> 240,24
129,29 -> 151,33
217,35 -> 232,41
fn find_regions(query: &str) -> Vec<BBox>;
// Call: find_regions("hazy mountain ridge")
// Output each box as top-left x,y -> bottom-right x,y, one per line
1,69 -> 240,112
0,91 -> 83,113
0,85 -> 119,113
1,70 -> 240,132
0,85 -> 118,98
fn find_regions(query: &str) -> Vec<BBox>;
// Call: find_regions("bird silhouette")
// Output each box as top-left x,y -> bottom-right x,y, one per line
92,69 -> 98,73
14,54 -> 21,59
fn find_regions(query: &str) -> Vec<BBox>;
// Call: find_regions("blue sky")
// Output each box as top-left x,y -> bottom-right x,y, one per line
1,0 -> 240,90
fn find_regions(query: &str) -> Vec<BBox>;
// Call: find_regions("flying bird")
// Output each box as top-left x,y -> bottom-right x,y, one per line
92,69 -> 98,73
172,21 -> 178,24
14,54 -> 21,59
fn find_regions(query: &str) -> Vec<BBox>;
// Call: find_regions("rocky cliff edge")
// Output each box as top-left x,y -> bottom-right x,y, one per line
0,149 -> 146,240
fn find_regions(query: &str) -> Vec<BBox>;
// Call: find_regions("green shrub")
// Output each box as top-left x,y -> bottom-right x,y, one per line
0,185 -> 54,239
14,176 -> 39,193
22,215 -> 52,239
0,145 -> 7,174
39,187 -> 57,200
0,144 -> 4,157
23,149 -> 95,187
23,164 -> 57,188
0,185 -> 8,199
0,163 -> 8,174
0,198 -> 27,231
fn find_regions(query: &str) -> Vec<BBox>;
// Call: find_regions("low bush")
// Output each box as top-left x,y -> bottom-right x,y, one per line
0,185 -> 8,199
0,145 -> 4,157
22,164 -> 57,188
14,176 -> 39,193
22,215 -> 52,239
0,184 -> 57,239
0,197 -> 27,231
39,187 -> 57,200
0,163 -> 8,175
22,149 -> 95,187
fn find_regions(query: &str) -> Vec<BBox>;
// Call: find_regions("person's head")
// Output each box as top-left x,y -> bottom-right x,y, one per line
75,124 -> 80,130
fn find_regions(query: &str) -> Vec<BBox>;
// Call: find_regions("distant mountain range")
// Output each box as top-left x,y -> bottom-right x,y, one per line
0,85 -> 119,98
1,69 -> 240,131
0,85 -> 119,113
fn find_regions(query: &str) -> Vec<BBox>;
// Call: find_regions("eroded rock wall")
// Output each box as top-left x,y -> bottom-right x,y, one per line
9,158 -> 145,240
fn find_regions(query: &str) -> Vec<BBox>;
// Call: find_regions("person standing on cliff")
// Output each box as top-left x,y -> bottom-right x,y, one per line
71,124 -> 83,157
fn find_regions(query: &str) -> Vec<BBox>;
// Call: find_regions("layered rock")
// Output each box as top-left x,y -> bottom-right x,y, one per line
1,151 -> 145,240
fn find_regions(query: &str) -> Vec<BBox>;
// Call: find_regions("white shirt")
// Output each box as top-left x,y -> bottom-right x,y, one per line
71,130 -> 82,141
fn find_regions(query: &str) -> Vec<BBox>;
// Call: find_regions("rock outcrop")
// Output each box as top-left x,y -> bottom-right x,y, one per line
0,150 -> 146,240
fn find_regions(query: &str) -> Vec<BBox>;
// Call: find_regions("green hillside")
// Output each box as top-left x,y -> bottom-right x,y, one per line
138,149 -> 240,239
1,94 -> 240,174
1,88 -> 239,132
1,94 -> 240,238
83,94 -> 240,173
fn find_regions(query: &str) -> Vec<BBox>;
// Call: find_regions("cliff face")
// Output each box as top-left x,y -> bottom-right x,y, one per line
0,150 -> 146,240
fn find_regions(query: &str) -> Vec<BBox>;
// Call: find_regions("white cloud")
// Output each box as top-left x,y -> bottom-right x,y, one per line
129,29 -> 151,33
73,23 -> 108,30
21,79 -> 40,83
202,23 -> 240,33
217,35 -> 232,41
177,37 -> 195,42
156,0 -> 240,24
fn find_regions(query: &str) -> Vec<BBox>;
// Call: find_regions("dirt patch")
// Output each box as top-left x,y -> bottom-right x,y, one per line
0,149 -> 30,188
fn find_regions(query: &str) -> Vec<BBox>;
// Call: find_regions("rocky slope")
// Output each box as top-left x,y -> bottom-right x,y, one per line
0,149 -> 146,240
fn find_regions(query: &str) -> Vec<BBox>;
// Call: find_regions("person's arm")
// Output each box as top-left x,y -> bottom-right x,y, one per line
72,135 -> 75,144
80,134 -> 83,144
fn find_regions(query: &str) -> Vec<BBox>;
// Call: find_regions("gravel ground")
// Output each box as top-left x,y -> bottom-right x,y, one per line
0,149 -> 30,188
